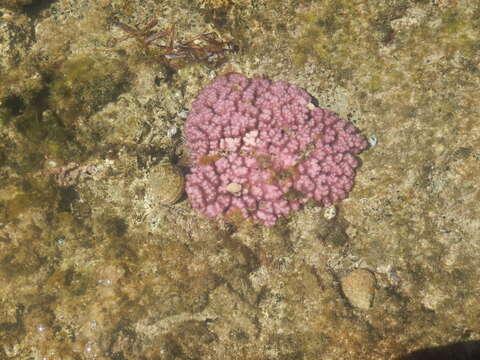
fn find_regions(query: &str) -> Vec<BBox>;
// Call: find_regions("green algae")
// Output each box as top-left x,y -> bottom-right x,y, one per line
1,0 -> 36,9
0,53 -> 133,164
292,1 -> 478,92
49,54 -> 131,124
0,107 -> 14,126
1,88 -> 73,165
293,1 -> 376,69
0,65 -> 44,127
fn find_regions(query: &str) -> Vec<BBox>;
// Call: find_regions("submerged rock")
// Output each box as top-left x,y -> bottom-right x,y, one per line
341,269 -> 376,310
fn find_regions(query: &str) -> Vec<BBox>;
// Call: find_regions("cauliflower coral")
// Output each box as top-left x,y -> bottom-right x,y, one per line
184,73 -> 367,226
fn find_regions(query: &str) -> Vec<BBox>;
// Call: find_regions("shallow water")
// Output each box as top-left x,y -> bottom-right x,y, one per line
0,0 -> 479,359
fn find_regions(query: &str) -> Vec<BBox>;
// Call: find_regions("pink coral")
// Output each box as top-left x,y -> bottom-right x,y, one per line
184,73 -> 367,226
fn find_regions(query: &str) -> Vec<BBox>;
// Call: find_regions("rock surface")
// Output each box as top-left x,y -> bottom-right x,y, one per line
341,269 -> 376,310
1,0 -> 479,359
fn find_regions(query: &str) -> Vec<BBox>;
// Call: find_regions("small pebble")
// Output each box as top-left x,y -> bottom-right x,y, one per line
226,182 -> 242,195
324,205 -> 336,220
341,269 -> 376,310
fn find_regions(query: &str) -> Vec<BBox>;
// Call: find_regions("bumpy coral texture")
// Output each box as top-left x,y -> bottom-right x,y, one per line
185,73 -> 367,226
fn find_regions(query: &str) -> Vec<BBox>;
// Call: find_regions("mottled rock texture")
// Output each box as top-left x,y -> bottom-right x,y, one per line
0,0 -> 479,359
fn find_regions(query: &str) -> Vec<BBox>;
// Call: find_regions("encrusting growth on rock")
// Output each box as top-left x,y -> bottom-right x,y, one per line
184,73 -> 367,226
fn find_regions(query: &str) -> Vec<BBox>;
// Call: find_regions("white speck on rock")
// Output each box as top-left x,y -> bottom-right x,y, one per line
167,126 -> 178,137
324,205 -> 336,220
178,109 -> 188,119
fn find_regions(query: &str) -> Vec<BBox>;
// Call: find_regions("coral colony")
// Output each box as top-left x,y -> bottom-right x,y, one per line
184,73 -> 367,226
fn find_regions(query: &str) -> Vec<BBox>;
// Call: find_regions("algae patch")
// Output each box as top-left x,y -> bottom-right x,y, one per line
49,54 -> 131,124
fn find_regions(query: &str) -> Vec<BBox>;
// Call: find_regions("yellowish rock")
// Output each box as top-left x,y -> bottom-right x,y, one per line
226,182 -> 242,195
341,269 -> 376,310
